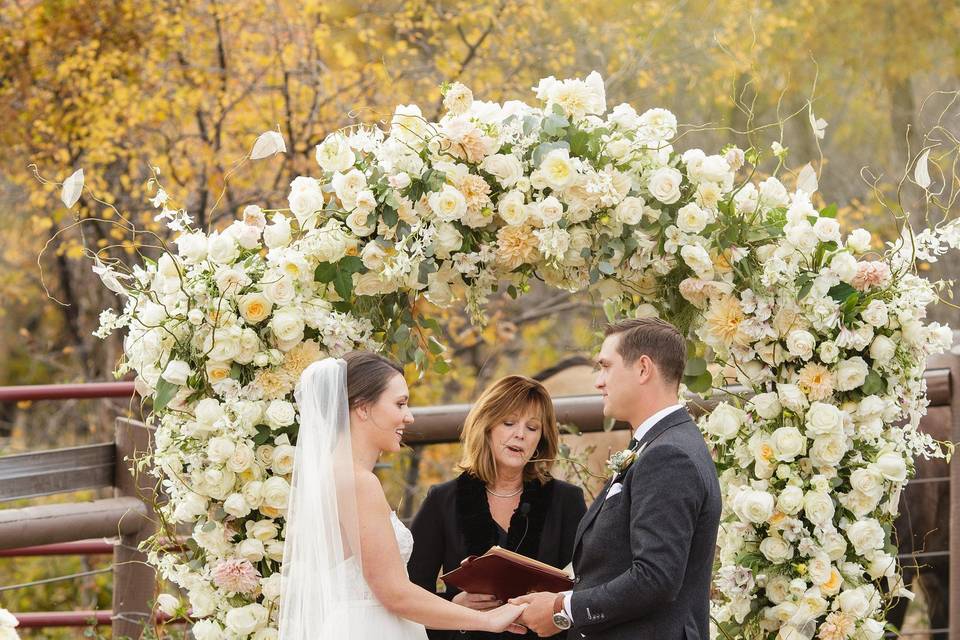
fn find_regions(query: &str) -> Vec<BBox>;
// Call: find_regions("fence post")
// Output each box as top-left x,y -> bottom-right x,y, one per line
112,418 -> 157,639
950,354 -> 960,640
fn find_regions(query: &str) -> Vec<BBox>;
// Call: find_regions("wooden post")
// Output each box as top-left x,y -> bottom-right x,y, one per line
112,418 -> 157,640
949,354 -> 960,640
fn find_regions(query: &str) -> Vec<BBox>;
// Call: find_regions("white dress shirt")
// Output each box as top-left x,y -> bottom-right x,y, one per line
561,403 -> 685,621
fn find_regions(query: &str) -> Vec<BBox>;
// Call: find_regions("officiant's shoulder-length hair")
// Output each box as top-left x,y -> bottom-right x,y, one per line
457,375 -> 559,484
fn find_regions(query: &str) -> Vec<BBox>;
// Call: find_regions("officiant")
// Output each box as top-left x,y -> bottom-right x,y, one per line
408,375 -> 587,640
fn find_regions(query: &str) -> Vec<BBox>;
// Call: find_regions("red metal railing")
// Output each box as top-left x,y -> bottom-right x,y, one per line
2,382 -> 137,630
0,381 -> 135,403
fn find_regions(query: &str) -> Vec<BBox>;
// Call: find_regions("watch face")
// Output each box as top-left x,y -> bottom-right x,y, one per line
553,612 -> 572,630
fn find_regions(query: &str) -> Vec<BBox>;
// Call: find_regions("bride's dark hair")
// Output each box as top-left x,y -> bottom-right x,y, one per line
342,351 -> 404,409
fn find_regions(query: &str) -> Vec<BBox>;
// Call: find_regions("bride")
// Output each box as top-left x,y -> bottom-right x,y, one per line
279,352 -> 527,639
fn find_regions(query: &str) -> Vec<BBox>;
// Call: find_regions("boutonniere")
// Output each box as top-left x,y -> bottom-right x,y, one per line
606,447 -> 638,475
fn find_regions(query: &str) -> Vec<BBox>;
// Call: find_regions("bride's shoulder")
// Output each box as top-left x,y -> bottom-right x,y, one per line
353,469 -> 388,503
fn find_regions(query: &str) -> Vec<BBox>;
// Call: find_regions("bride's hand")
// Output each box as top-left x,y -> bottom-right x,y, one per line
453,591 -> 501,610
482,602 -> 528,634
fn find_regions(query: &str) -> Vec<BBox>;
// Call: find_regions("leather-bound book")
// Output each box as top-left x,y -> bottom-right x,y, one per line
439,546 -> 574,602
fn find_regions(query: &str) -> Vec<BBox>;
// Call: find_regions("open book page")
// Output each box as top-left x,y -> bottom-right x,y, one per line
486,546 -> 574,578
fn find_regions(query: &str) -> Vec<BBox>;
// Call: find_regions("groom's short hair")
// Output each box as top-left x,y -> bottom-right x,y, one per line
605,318 -> 686,385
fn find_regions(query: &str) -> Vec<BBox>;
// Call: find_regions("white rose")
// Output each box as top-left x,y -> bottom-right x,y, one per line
188,584 -> 218,617
223,492 -> 252,518
391,104 -> 431,147
749,392 -> 782,420
846,518 -> 885,555
771,426 -> 806,462
759,536 -> 794,563
842,488 -> 880,516
869,335 -> 896,364
239,293 -> 273,324
786,330 -> 815,360
481,154 -> 523,187
540,149 -> 576,190
873,451 -> 906,482
732,488 -> 775,524
809,434 -> 847,468
173,492 -> 208,523
821,530 -> 848,561
225,604 -> 266,636
206,436 -> 235,463
156,593 -> 180,617
865,551 -> 895,579
835,357 -> 869,391
902,319 -> 926,346
287,177 -> 325,226
647,167 -> 683,205
536,196 -> 564,226
192,619 -> 225,640
332,169 -> 367,208
777,383 -> 808,412
269,307 -> 305,343
195,398 -> 225,425
242,480 -> 264,509
428,184 -> 467,222
850,467 -> 884,497
805,402 -> 844,436
813,217 -> 841,243
847,228 -> 872,253
272,444 -> 296,475
680,244 -> 714,280
161,360 -> 191,386
237,537 -> 266,562
862,300 -> 889,328
614,196 -> 646,225
263,214 -> 293,249
830,252 -> 858,283
765,575 -> 791,604
818,340 -> 840,364
176,232 -> 208,264
315,134 -> 355,173
433,222 -> 463,258
207,232 -> 240,265
247,519 -> 279,541
261,573 -> 283,602
261,476 -> 291,510
226,443 -> 256,473
676,203 -> 710,233
856,618 -> 885,640
497,190 -> 528,226
776,485 -> 804,515
265,400 -> 296,428
803,491 -> 835,527
705,403 -> 744,441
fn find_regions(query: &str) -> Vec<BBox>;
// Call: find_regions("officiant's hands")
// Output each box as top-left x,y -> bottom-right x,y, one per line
509,592 -> 563,637
482,602 -> 529,634
453,591 -> 502,610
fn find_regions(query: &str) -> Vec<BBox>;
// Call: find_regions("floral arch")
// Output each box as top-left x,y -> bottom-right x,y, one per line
88,72 -> 953,640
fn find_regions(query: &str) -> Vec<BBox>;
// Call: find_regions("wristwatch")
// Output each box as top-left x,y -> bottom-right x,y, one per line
552,594 -> 572,630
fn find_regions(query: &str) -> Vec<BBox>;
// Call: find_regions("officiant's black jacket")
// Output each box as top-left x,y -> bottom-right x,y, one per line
408,472 -> 587,640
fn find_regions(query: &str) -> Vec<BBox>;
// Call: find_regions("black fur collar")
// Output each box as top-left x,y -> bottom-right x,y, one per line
455,472 -> 554,559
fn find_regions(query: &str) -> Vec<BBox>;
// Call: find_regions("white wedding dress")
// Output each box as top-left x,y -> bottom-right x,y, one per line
322,511 -> 429,639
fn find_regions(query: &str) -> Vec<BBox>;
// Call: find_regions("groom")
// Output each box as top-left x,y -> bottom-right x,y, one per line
511,318 -> 721,639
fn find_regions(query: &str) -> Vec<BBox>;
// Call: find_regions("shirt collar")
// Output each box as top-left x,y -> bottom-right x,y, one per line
632,403 -> 684,443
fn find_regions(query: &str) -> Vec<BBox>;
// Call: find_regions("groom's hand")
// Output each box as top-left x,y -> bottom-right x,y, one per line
509,592 -> 561,637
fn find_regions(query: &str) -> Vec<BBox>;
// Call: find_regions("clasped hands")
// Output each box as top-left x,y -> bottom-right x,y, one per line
508,591 -> 564,637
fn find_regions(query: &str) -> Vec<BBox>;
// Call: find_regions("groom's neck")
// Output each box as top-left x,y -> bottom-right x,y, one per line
626,388 -> 680,427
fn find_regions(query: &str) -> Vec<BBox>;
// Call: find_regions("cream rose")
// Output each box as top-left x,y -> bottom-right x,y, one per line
223,492 -> 252,518
805,402 -> 844,436
613,196 -> 645,226
428,184 -> 467,222
226,443 -> 256,473
239,293 -> 273,324
540,149 -> 576,190
206,436 -> 235,464
785,329 -> 815,360
705,403 -> 744,441
497,190 -> 528,226
315,134 -> 355,173
261,476 -> 291,510
759,536 -> 794,563
272,444 -> 296,475
481,153 -> 523,187
771,427 -> 806,462
680,244 -> 714,280
265,399 -> 296,428
269,307 -> 305,344
803,491 -> 835,526
809,434 -> 848,468
161,360 -> 191,386
237,538 -> 266,563
869,335 -> 896,364
776,485 -> 804,515
647,167 -> 683,204
536,196 -> 564,226
676,203 -> 710,233
873,451 -> 907,482
835,356 -> 869,391
777,384 -> 808,412
749,392 -> 782,420
225,604 -> 266,636
846,518 -> 885,555
732,488 -> 775,524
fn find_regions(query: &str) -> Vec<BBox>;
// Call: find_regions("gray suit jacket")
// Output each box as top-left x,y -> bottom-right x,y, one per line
569,407 -> 721,640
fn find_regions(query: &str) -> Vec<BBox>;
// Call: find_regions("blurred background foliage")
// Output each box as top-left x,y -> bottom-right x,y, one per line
1,0 -> 958,633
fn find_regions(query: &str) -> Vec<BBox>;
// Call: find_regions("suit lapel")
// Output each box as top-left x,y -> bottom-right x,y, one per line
571,407 -> 692,560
